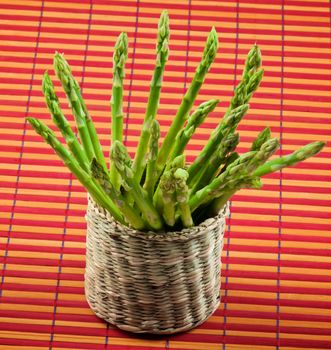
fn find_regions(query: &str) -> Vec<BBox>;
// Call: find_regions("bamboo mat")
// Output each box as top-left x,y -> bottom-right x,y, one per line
0,0 -> 330,349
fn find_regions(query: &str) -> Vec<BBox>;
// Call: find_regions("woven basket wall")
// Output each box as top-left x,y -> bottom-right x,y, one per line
85,198 -> 228,334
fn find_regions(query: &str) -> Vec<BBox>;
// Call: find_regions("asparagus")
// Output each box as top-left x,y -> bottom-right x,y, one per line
220,151 -> 240,173
144,119 -> 160,197
244,69 -> 264,103
159,169 -> 176,226
110,141 -> 164,231
109,32 -> 129,189
27,117 -> 124,224
242,44 -> 262,84
253,141 -> 326,177
191,132 -> 240,193
133,11 -> 170,182
251,126 -> 271,151
208,176 -> 262,215
42,71 -> 89,173
91,158 -> 145,230
174,168 -> 193,228
54,53 -> 107,170
187,104 -> 249,187
228,44 -> 263,113
156,27 -> 219,176
210,138 -> 280,214
158,155 -> 185,226
171,99 -> 220,159
189,150 -> 258,211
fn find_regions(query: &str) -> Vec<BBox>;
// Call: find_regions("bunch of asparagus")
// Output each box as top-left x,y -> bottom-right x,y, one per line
28,11 -> 325,232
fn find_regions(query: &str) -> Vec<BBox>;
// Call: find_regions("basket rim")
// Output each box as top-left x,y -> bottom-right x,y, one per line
86,195 -> 229,242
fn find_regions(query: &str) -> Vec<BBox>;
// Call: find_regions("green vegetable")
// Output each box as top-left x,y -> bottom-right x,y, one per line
174,168 -> 193,228
187,104 -> 249,188
253,141 -> 326,177
109,32 -> 129,189
110,141 -> 164,231
42,71 -> 89,173
144,119 -> 161,197
27,117 -> 124,224
54,52 -> 107,171
156,27 -> 219,176
171,99 -> 219,160
28,12 -> 326,232
91,158 -> 145,230
133,10 -> 169,182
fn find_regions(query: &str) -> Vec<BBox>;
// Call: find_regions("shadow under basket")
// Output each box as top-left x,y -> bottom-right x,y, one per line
85,197 -> 229,334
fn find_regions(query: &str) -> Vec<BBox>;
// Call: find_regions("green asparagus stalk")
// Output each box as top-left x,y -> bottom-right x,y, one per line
42,71 -> 89,173
242,44 -> 262,84
54,53 -> 107,171
132,11 -> 170,182
244,69 -> 264,103
156,27 -> 219,176
228,44 -> 263,113
251,126 -> 271,151
91,158 -> 145,230
27,117 -> 124,224
159,169 -> 176,226
171,99 -> 220,159
174,168 -> 193,228
191,132 -> 240,193
158,155 -> 186,226
208,176 -> 263,215
247,138 -> 280,172
210,138 -> 280,214
110,141 -> 164,231
189,151 -> 259,212
253,141 -> 326,177
187,104 -> 249,187
221,152 -> 240,173
109,32 -> 129,189
144,119 -> 160,197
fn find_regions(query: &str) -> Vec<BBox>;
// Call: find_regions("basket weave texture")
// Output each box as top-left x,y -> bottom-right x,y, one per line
85,198 -> 228,334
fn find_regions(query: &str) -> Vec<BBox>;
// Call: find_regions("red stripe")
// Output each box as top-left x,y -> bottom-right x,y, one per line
0,256 -> 84,268
223,256 -> 331,270
223,270 -> 331,283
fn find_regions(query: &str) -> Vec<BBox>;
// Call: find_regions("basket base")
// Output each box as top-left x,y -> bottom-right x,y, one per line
85,289 -> 220,334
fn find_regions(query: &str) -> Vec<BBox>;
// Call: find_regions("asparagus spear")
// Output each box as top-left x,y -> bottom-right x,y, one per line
54,53 -> 107,171
191,132 -> 240,193
190,137 -> 279,213
174,168 -> 193,228
110,141 -> 164,231
91,158 -> 145,230
133,11 -> 170,182
144,119 -> 160,197
253,141 -> 326,177
159,169 -> 176,226
210,138 -> 280,213
156,27 -> 219,176
251,126 -> 271,151
42,71 -> 89,173
189,151 -> 258,212
242,44 -> 262,84
210,140 -> 324,214
27,117 -> 124,224
171,99 -> 220,159
158,155 -> 186,226
221,152 -> 240,172
228,44 -> 263,113
110,32 -> 129,189
187,104 -> 249,187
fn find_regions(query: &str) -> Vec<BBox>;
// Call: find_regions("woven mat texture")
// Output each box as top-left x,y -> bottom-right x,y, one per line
0,0 -> 330,349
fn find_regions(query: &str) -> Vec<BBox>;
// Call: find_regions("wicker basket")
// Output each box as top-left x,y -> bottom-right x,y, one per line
85,197 -> 228,334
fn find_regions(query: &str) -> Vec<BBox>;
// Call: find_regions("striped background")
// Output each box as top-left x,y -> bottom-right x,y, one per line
0,0 -> 330,349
